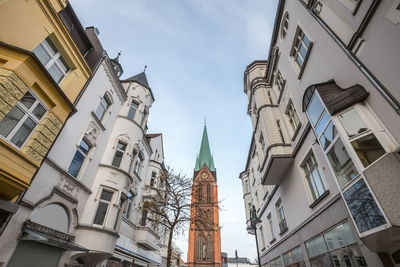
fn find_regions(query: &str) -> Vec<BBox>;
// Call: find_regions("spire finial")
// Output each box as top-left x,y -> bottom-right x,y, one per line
144,65 -> 147,73
114,51 -> 122,62
204,117 -> 206,126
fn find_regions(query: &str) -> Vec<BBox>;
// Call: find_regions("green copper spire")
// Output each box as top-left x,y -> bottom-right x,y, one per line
194,124 -> 216,171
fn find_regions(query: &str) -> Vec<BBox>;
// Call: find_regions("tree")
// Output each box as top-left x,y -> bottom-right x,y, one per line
145,167 -> 192,267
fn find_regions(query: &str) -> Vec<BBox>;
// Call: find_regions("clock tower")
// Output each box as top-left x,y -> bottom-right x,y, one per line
187,124 -> 221,267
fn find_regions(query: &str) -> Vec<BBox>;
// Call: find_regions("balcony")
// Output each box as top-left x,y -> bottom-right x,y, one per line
261,145 -> 293,185
134,226 -> 160,251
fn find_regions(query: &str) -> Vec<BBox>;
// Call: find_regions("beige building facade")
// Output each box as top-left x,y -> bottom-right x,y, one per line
240,1 -> 400,267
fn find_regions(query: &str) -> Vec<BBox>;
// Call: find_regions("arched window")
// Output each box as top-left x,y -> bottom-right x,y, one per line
197,238 -> 202,260
31,203 -> 69,233
197,185 -> 203,202
206,239 -> 212,260
206,184 -> 211,203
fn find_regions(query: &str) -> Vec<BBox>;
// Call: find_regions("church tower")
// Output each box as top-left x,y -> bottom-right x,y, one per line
187,124 -> 222,267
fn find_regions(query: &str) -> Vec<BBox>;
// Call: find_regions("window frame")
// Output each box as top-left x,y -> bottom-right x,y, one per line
123,191 -> 134,219
267,212 -> 275,242
301,151 -> 328,203
94,95 -> 111,122
0,90 -> 48,149
134,152 -> 144,175
33,37 -> 71,84
93,189 -> 114,226
68,138 -> 92,178
290,26 -> 313,79
275,199 -> 288,234
127,100 -> 139,121
286,100 -> 301,134
280,11 -> 290,40
112,141 -> 127,168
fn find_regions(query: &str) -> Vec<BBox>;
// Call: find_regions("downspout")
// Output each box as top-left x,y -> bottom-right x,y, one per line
306,4 -> 400,115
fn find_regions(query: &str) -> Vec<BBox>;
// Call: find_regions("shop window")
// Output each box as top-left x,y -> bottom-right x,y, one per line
33,37 -> 70,83
283,246 -> 305,267
0,91 -> 47,148
269,256 -> 282,267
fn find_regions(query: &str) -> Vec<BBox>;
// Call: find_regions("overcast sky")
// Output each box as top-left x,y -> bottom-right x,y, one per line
70,0 -> 278,261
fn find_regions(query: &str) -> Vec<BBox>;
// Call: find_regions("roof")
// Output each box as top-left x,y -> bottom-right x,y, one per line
302,80 -> 369,115
194,124 -> 216,171
124,72 -> 150,88
146,133 -> 162,138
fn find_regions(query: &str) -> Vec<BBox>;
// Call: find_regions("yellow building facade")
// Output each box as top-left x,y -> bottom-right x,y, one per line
0,0 -> 91,221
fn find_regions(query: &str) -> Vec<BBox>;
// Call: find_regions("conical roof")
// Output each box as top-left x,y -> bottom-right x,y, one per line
194,124 -> 216,171
124,72 -> 150,88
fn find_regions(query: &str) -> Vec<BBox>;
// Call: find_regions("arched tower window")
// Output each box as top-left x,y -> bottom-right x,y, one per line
197,185 -> 203,202
197,238 -> 202,260
206,239 -> 212,260
206,184 -> 211,203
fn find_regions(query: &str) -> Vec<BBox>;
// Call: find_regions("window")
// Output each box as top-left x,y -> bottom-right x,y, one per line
112,141 -> 127,168
270,257 -> 282,267
150,172 -> 156,186
206,184 -> 211,203
277,120 -> 285,143
197,238 -> 202,260
134,153 -> 143,174
259,133 -> 265,153
129,149 -> 137,174
306,221 -> 358,258
281,12 -> 289,40
33,37 -> 70,83
283,246 -> 305,267
276,199 -> 287,233
267,212 -> 275,241
286,101 -> 300,132
245,180 -> 250,193
197,185 -> 203,202
140,109 -> 148,127
127,101 -> 139,120
123,191 -> 134,219
0,91 -> 47,148
93,190 -> 113,225
259,225 -> 266,248
302,153 -> 327,201
275,70 -> 286,93
94,96 -> 111,121
206,239 -> 212,260
338,108 -> 385,168
338,0 -> 360,12
343,179 -> 387,233
291,27 -> 311,69
140,209 -> 148,226
68,139 -> 91,178
268,91 -> 273,105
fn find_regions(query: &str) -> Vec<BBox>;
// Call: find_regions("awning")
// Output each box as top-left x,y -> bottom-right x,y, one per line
20,229 -> 88,252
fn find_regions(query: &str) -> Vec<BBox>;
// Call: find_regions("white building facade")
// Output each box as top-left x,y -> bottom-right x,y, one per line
0,26 -> 169,267
240,1 -> 400,267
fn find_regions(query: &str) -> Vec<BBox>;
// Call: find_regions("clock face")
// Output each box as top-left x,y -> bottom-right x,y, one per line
201,172 -> 208,179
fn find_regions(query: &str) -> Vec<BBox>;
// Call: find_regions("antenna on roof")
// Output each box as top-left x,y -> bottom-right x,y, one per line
144,65 -> 147,73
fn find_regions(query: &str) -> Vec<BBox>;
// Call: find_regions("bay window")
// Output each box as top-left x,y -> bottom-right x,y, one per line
0,91 -> 47,148
304,88 -> 388,235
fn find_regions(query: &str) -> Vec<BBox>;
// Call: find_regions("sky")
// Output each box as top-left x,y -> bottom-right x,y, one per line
70,0 -> 278,262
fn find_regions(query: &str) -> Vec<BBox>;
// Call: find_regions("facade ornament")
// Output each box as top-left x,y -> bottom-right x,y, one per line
84,121 -> 101,147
